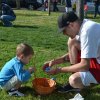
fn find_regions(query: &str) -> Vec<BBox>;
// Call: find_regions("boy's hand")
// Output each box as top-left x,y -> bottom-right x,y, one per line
28,67 -> 36,74
47,67 -> 61,75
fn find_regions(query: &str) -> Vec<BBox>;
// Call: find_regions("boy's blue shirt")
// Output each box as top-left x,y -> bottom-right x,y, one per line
0,57 -> 31,86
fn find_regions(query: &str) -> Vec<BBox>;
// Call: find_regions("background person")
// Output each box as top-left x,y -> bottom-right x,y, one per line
0,3 -> 16,27
65,0 -> 72,12
93,0 -> 100,18
44,0 -> 48,11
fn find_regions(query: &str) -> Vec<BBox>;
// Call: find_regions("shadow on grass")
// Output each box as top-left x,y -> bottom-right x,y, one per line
18,86 -> 35,96
17,83 -> 100,99
18,83 -> 78,100
80,85 -> 100,99
0,38 -> 7,41
0,86 -> 79,100
13,25 -> 39,29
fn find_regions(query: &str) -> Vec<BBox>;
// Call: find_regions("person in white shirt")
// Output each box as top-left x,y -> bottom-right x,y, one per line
42,11 -> 100,93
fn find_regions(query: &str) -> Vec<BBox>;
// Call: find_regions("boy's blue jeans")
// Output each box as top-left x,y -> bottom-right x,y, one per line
0,15 -> 16,27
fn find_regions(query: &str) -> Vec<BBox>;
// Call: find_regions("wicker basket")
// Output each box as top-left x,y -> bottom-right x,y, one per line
32,78 -> 56,95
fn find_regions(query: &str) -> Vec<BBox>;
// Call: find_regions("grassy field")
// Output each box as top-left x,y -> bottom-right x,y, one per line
0,10 -> 100,100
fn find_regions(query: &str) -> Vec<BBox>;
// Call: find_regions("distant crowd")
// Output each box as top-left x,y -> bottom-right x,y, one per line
44,0 -> 77,12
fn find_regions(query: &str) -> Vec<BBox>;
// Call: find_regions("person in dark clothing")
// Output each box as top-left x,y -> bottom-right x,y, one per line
0,3 -> 16,27
65,0 -> 72,12
94,0 -> 100,18
52,0 -> 59,12
44,0 -> 48,11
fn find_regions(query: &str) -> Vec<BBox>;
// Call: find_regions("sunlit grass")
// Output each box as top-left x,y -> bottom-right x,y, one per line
0,10 -> 100,100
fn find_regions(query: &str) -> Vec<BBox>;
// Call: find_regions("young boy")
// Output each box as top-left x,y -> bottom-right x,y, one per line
0,43 -> 35,96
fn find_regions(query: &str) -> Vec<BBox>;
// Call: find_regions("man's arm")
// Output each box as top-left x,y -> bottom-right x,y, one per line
60,58 -> 90,73
47,58 -> 90,75
49,53 -> 70,66
42,53 -> 69,71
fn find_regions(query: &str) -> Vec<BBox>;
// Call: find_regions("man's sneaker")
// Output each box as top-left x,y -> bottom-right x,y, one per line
57,84 -> 81,93
8,88 -> 24,97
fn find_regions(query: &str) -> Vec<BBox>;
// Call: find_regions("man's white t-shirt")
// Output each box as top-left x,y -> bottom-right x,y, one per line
78,19 -> 100,64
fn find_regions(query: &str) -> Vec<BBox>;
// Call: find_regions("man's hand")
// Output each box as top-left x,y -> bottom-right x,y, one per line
47,67 -> 61,75
42,60 -> 53,71
42,54 -> 70,71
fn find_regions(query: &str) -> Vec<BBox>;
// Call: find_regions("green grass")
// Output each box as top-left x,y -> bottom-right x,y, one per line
0,10 -> 100,100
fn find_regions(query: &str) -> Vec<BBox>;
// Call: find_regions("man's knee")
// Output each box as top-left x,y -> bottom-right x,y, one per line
69,74 -> 77,86
67,38 -> 80,50
69,73 -> 84,88
69,73 -> 81,86
67,38 -> 78,48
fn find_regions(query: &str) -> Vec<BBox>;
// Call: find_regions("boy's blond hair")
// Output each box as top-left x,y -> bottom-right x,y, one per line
16,43 -> 34,56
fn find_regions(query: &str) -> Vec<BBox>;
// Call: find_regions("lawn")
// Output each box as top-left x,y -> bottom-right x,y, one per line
0,10 -> 100,100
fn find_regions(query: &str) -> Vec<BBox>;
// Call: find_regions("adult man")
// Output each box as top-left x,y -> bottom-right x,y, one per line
0,3 -> 16,27
93,0 -> 100,18
43,12 -> 100,92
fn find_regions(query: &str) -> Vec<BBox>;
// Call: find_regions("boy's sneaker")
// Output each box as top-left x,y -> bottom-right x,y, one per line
57,83 -> 81,93
8,88 -> 24,97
